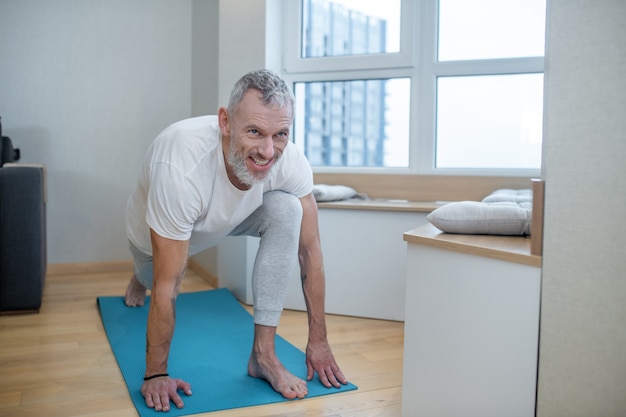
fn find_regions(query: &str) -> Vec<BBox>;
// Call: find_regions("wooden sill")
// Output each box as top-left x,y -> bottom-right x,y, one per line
404,223 -> 542,267
317,199 -> 443,213
313,173 -> 534,202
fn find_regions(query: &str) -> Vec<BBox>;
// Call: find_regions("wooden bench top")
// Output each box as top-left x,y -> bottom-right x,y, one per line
317,199 -> 444,213
404,223 -> 542,267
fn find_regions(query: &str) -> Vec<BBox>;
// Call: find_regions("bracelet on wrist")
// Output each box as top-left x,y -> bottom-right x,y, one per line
143,373 -> 169,381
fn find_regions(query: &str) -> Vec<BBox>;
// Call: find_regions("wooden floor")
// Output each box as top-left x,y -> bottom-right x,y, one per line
0,269 -> 404,417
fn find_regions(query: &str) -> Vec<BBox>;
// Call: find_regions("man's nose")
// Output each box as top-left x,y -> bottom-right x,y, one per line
257,135 -> 275,158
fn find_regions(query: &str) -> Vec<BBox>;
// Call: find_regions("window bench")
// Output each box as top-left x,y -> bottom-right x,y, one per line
219,198 -> 442,321
281,199 -> 443,321
217,176 -> 540,321
401,223 -> 542,417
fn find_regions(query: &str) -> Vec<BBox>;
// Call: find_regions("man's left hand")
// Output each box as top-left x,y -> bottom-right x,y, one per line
305,339 -> 348,388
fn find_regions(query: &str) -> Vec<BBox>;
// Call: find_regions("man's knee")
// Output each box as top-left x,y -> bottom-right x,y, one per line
262,191 -> 303,227
129,241 -> 154,289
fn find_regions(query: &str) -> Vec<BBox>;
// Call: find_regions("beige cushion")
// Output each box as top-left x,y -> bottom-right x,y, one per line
427,201 -> 532,236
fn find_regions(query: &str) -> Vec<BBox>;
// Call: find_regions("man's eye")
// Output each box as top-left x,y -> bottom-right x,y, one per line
249,129 -> 259,135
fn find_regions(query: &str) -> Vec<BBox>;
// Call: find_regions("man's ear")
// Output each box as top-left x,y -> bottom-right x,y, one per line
218,107 -> 230,137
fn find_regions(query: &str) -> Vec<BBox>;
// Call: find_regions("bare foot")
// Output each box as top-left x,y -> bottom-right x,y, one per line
125,275 -> 147,307
248,351 -> 308,399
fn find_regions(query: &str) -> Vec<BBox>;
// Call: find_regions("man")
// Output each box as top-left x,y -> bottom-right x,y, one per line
124,69 -> 348,412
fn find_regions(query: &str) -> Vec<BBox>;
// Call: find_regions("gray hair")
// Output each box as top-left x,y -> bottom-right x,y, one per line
227,69 -> 295,118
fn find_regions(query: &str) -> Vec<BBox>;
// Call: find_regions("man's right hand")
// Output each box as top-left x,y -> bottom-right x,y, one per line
140,376 -> 192,412
142,230 -> 191,411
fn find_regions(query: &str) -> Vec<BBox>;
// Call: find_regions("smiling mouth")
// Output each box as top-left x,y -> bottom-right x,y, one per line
251,156 -> 270,166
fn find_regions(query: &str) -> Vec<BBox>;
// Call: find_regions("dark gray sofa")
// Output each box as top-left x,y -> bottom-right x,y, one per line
0,163 -> 47,313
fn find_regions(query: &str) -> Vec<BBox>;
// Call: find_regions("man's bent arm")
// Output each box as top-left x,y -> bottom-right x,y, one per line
145,229 -> 189,377
298,193 -> 348,387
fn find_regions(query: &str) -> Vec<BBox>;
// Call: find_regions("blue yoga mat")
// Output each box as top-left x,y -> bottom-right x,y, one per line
97,288 -> 357,416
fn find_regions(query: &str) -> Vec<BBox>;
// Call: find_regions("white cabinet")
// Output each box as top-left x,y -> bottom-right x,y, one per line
284,207 -> 428,320
218,204 -> 430,321
402,225 -> 541,417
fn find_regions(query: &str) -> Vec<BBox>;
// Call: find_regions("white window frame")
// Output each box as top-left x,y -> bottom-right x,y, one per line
282,0 -> 544,177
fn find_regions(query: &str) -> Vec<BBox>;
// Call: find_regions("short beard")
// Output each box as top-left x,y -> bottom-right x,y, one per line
227,142 -> 280,187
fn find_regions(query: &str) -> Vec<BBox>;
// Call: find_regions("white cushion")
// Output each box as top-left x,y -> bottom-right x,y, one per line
427,201 -> 532,236
312,184 -> 358,202
482,188 -> 532,204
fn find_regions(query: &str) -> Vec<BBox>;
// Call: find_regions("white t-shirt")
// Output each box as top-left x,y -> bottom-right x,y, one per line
125,115 -> 313,256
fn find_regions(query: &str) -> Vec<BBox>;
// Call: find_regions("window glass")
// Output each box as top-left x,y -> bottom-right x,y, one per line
438,0 -> 546,61
301,0 -> 401,58
436,73 -> 544,169
294,78 -> 410,167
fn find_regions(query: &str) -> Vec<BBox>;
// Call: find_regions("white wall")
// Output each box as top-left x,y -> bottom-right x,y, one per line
192,0 -> 219,117
0,0 -> 196,263
0,0 -> 273,268
193,0 -> 281,277
537,0 -> 626,415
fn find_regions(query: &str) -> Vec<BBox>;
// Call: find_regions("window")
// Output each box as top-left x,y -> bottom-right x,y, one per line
301,0 -> 401,58
294,78 -> 410,167
436,74 -> 544,169
438,0 -> 546,61
283,0 -> 546,176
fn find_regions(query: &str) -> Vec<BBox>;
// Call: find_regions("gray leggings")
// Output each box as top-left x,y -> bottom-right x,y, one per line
130,190 -> 303,327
